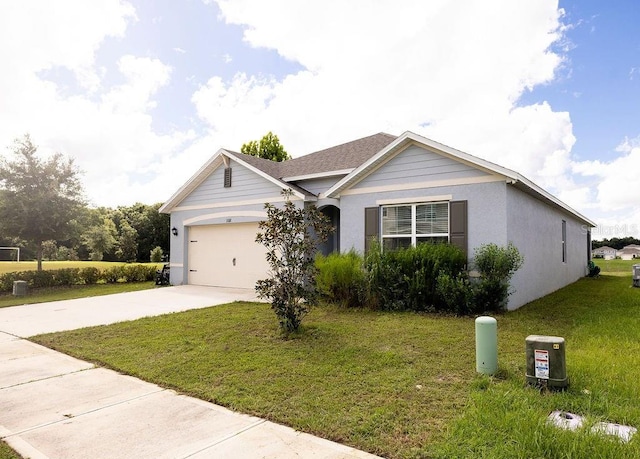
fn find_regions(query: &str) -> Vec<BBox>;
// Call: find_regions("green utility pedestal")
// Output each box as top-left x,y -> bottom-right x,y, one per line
525,335 -> 568,389
475,316 -> 497,375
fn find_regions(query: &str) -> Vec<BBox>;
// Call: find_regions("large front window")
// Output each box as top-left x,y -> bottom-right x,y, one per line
381,202 -> 449,250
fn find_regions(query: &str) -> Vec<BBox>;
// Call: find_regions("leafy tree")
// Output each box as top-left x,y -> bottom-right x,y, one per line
82,218 -> 117,261
41,240 -> 58,260
241,131 -> 290,162
56,245 -> 79,261
0,134 -> 85,270
115,202 -> 169,262
116,220 -> 138,262
150,246 -> 164,263
255,190 -> 332,333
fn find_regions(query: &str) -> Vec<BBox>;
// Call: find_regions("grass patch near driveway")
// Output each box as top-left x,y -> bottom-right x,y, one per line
32,270 -> 640,458
0,282 -> 157,309
0,441 -> 21,459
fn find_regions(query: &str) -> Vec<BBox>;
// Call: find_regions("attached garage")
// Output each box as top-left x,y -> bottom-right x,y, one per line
187,223 -> 269,289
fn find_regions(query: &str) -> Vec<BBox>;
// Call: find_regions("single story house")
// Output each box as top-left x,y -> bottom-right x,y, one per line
592,246 -> 617,260
160,131 -> 595,310
617,245 -> 640,260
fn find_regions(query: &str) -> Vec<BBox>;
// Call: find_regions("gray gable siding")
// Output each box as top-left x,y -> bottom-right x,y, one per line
178,159 -> 283,207
352,145 -> 489,189
292,176 -> 344,196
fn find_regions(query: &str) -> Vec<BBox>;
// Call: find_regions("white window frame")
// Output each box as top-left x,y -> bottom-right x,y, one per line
381,201 -> 450,249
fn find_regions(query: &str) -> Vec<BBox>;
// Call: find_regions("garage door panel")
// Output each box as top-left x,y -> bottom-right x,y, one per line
187,223 -> 268,289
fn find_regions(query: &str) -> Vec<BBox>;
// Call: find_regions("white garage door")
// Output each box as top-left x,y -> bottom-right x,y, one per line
187,223 -> 269,289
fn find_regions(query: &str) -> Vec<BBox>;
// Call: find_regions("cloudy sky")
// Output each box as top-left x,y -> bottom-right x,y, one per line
0,0 -> 638,238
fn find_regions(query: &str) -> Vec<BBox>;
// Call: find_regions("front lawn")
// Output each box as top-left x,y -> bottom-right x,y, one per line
32,265 -> 640,458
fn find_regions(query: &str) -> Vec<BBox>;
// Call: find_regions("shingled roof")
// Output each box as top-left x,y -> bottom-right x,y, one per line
229,132 -> 397,181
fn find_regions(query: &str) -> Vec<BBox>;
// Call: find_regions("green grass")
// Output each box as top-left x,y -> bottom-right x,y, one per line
592,258 -> 638,275
31,265 -> 640,458
0,441 -> 21,459
0,261 -> 162,275
0,282 -> 157,308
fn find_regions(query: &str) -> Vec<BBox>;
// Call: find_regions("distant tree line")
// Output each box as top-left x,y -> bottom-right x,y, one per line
0,134 -> 169,266
592,237 -> 640,250
0,201 -> 169,263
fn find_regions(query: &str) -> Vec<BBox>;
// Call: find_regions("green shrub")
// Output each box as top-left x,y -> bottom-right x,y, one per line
150,246 -> 164,263
79,267 -> 101,284
0,264 -> 157,293
122,264 -> 156,282
30,270 -> 55,288
102,265 -> 125,283
471,242 -> 524,311
316,251 -> 367,307
436,272 -> 474,315
53,268 -> 81,286
365,241 -> 467,311
587,260 -> 601,277
0,272 -> 20,292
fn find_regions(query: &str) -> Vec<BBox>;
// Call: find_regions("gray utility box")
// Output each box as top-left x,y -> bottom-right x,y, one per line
526,335 -> 568,389
633,264 -> 640,288
12,280 -> 27,296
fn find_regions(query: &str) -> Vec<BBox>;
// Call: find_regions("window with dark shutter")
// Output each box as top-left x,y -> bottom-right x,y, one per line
224,167 -> 232,188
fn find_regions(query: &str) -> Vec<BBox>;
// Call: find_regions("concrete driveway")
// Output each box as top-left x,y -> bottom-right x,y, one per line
0,285 -> 260,337
0,287 -> 382,459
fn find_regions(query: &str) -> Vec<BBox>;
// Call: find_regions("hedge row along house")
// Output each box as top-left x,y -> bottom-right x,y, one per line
160,131 -> 595,310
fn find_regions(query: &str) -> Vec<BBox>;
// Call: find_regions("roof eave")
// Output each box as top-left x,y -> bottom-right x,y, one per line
510,175 -> 596,227
282,168 -> 354,182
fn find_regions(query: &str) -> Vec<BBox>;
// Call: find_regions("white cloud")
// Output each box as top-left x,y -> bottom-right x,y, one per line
0,0 -> 635,233
573,138 -> 640,211
0,1 -> 195,207
196,0 -> 637,234
199,0 -> 569,164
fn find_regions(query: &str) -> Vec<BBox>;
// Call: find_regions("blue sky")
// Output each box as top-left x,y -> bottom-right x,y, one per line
0,0 -> 638,238
523,1 -> 640,162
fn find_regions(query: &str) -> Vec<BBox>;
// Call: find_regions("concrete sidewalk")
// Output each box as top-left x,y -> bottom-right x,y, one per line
0,288 -> 383,458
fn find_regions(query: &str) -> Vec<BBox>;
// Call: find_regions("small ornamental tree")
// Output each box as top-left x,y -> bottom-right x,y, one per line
255,190 -> 332,333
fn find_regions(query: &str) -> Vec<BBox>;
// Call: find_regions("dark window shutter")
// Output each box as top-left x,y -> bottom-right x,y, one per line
449,200 -> 467,257
224,167 -> 232,188
364,207 -> 379,253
